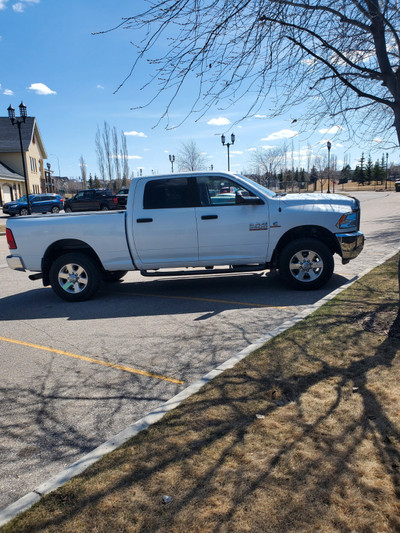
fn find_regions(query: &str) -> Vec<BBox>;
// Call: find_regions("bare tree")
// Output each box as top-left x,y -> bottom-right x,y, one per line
79,155 -> 87,187
120,132 -> 130,186
250,147 -> 285,180
177,140 -> 207,171
101,1 -> 400,146
102,121 -> 113,182
112,126 -> 122,190
95,126 -> 106,183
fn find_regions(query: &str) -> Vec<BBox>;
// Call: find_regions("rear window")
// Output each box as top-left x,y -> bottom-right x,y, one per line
143,178 -> 197,209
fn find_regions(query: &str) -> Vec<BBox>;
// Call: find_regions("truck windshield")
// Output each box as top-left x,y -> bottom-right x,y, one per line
233,174 -> 276,198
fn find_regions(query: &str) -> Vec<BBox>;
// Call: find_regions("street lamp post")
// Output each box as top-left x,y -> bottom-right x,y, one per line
327,141 -> 332,194
221,133 -> 235,171
8,102 -> 30,213
169,154 -> 175,173
385,152 -> 388,190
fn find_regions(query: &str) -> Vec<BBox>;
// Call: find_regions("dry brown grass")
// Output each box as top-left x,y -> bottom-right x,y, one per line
2,256 -> 400,533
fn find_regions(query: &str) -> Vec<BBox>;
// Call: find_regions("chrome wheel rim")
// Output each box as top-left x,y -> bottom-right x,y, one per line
289,249 -> 323,282
58,263 -> 88,293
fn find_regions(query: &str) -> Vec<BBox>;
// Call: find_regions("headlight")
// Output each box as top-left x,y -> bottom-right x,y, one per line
336,211 -> 357,229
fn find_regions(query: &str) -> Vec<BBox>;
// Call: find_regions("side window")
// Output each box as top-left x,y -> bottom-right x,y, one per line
75,192 -> 84,200
197,176 -> 253,206
143,178 -> 197,209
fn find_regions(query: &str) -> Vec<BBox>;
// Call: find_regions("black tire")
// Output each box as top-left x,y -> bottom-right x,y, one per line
19,207 -> 28,216
51,206 -> 60,213
49,252 -> 102,302
103,270 -> 128,282
65,206 -> 72,213
100,204 -> 109,211
278,238 -> 334,290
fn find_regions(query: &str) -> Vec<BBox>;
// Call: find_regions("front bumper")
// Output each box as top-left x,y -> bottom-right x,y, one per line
335,231 -> 364,264
6,255 -> 26,271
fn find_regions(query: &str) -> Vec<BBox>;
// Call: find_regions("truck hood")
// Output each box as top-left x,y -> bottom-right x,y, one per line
278,192 -> 357,209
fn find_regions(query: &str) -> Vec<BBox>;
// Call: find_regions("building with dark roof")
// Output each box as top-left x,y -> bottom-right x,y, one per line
0,116 -> 47,206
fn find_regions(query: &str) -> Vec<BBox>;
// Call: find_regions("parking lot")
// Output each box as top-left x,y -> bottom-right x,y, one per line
1,189 -> 400,511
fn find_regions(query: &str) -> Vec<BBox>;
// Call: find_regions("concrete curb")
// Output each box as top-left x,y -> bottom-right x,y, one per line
1,248 -> 399,527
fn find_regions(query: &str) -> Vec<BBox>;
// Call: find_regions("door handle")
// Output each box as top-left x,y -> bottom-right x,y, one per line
136,218 -> 153,223
201,215 -> 218,220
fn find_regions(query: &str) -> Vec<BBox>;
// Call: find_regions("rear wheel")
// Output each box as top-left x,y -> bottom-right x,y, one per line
51,206 -> 60,213
100,205 -> 109,211
65,206 -> 72,213
49,252 -> 102,301
278,238 -> 334,290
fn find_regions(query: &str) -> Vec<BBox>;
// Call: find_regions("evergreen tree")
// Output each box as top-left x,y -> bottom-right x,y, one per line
93,174 -> 101,188
365,155 -> 373,185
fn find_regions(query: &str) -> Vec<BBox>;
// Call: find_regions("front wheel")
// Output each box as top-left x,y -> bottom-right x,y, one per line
278,238 -> 334,290
19,207 -> 28,216
49,252 -> 102,301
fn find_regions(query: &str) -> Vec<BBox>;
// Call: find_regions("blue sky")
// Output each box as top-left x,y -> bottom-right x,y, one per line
1,0 -> 398,180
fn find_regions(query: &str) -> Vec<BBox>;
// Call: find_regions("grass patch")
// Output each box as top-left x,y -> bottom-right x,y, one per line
3,256 -> 400,533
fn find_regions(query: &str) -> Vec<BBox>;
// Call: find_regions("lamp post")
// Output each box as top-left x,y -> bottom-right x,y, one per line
385,152 -> 388,189
221,133 -> 235,171
327,141 -> 332,194
8,102 -> 30,213
169,154 -> 175,173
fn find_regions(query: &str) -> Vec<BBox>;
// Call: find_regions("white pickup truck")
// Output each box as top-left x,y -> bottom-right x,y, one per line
6,171 -> 364,302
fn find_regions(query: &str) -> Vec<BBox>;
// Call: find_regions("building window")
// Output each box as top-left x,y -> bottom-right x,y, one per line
30,157 -> 37,173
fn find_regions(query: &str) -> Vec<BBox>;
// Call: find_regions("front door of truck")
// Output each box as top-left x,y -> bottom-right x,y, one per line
195,175 -> 269,265
131,177 -> 199,268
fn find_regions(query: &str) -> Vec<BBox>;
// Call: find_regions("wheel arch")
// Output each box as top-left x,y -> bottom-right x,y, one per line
42,239 -> 103,286
271,225 -> 340,266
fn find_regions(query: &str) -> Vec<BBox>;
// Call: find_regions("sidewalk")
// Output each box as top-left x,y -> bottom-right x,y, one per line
1,251 -> 400,532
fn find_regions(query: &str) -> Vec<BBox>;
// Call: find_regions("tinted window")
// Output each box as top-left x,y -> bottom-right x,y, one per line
143,178 -> 197,209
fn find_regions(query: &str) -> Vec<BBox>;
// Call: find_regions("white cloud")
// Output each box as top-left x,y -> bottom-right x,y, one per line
28,82 -> 56,95
96,84 -> 104,90
373,137 -> 384,143
318,126 -> 344,135
3,89 -> 13,95
207,116 -> 231,126
247,147 -> 257,152
254,114 -> 267,119
12,0 -> 39,11
127,155 -> 143,160
261,145 -> 275,150
262,129 -> 298,141
0,0 -> 8,9
124,130 -> 147,138
231,150 -> 243,155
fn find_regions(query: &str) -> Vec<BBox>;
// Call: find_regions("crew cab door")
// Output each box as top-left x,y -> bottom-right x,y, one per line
71,190 -> 94,211
130,177 -> 199,268
195,175 -> 269,265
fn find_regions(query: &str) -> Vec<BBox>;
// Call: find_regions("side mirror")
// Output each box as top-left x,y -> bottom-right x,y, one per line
235,192 -> 264,205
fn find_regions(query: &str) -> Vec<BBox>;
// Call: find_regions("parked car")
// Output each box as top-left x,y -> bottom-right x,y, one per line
64,189 -> 119,212
3,194 -> 64,216
116,188 -> 129,207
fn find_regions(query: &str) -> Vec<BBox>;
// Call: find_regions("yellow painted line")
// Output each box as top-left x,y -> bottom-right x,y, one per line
116,291 -> 293,309
0,336 -> 184,385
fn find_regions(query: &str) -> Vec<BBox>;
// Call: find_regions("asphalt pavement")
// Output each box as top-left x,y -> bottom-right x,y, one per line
1,190 -> 400,521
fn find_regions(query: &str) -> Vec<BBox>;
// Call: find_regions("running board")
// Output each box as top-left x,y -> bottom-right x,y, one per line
140,265 -> 268,278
